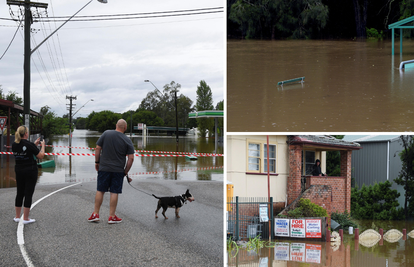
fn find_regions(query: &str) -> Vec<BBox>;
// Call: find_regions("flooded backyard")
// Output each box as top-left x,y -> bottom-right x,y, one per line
227,39 -> 414,132
0,129 -> 223,188
227,220 -> 414,267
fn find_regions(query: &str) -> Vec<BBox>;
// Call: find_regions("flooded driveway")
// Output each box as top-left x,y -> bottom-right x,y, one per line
227,39 -> 414,132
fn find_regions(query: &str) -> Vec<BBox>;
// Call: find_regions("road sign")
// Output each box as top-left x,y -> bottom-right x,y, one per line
0,116 -> 7,131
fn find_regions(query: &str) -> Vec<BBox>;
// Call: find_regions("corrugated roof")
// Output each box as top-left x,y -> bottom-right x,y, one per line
290,135 -> 361,148
343,135 -> 400,143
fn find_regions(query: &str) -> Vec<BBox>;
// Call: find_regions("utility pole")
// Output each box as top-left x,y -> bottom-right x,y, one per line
7,0 -> 48,134
174,90 -> 179,146
66,95 -> 77,147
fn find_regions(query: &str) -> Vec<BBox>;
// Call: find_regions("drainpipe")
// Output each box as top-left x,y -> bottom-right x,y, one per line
387,141 -> 390,181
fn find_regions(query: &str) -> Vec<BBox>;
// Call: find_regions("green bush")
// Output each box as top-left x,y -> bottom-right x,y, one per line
331,211 -> 358,230
287,198 -> 328,218
366,28 -> 384,39
351,181 -> 404,220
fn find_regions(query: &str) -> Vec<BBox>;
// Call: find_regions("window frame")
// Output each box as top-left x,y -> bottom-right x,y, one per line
246,139 -> 277,174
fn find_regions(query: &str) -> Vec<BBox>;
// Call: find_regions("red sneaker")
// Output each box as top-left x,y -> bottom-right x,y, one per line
108,215 -> 122,224
88,213 -> 99,222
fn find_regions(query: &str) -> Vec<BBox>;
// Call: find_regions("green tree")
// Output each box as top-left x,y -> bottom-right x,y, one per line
351,181 -> 403,220
124,110 -> 164,132
177,94 -> 194,128
228,0 -> 328,39
215,100 -> 224,138
139,81 -> 193,128
40,105 -> 70,138
74,117 -> 88,129
88,110 -> 121,133
195,80 -> 214,137
394,135 -> 414,218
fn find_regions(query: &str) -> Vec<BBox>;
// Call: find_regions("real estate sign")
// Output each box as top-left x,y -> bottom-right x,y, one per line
274,219 -> 290,237
290,219 -> 306,238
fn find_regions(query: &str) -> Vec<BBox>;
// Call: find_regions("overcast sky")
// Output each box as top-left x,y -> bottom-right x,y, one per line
0,0 -> 224,117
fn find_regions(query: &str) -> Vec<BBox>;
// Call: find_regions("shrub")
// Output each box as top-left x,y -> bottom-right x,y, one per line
366,28 -> 384,39
351,181 -> 404,220
287,198 -> 328,218
331,210 -> 358,230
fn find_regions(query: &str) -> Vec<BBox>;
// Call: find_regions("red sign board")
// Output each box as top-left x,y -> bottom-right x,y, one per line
0,116 -> 7,131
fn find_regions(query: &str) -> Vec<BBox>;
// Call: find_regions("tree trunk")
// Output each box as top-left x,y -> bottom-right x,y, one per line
352,0 -> 368,39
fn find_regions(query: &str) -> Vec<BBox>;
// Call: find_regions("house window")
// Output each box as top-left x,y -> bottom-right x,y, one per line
304,150 -> 315,175
264,144 -> 276,173
247,140 -> 277,173
248,143 -> 260,171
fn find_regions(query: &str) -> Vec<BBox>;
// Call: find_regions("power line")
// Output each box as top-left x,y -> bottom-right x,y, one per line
0,18 -> 22,61
35,8 -> 223,22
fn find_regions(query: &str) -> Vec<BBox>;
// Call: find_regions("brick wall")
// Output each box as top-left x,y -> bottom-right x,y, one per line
340,150 -> 352,212
287,145 -> 303,205
287,145 -> 353,215
307,177 -> 344,214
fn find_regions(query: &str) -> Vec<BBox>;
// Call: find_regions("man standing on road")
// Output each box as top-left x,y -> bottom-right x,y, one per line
88,119 -> 135,224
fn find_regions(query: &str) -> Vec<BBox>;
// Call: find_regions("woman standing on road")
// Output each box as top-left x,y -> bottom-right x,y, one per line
12,126 -> 45,224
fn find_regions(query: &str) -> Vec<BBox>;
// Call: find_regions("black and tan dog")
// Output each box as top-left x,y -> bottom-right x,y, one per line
152,189 -> 195,219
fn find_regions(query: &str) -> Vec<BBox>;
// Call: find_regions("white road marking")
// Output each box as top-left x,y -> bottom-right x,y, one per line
17,182 -> 82,267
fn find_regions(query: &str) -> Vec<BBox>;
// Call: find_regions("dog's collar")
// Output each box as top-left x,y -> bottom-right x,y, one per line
180,195 -> 188,204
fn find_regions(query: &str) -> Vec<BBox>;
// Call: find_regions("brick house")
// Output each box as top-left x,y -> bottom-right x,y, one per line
227,135 -> 361,216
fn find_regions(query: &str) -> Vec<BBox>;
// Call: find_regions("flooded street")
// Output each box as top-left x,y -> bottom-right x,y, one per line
0,129 -> 223,188
227,220 -> 414,266
227,39 -> 414,132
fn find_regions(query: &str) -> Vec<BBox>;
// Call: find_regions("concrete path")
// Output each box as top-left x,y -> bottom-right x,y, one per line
0,180 -> 223,267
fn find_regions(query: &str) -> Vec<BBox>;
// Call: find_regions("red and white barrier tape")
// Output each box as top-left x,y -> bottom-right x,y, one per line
4,145 -> 222,156
0,152 -> 222,157
128,166 -> 223,176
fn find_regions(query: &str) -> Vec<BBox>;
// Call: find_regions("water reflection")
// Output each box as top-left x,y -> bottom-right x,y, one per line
0,129 -> 223,188
227,220 -> 414,267
228,39 -> 414,132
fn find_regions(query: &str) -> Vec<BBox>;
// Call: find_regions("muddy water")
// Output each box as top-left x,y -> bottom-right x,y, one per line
227,220 -> 414,266
227,39 -> 414,132
0,129 -> 223,188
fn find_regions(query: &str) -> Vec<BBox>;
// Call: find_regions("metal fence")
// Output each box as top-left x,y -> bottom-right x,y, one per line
226,197 -> 274,241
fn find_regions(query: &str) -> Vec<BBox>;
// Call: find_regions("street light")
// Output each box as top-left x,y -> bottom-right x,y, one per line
7,0 -> 107,134
72,99 -> 94,118
144,80 -> 179,145
69,98 -> 93,147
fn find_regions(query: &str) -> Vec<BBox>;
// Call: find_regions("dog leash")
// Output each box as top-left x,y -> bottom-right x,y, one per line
125,175 -> 153,197
125,175 -> 188,204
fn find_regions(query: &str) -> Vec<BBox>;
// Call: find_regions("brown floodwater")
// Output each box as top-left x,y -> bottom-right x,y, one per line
0,129 -> 223,188
227,220 -> 414,266
227,39 -> 414,132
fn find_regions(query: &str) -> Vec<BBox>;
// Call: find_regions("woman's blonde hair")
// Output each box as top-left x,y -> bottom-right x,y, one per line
15,126 -> 28,143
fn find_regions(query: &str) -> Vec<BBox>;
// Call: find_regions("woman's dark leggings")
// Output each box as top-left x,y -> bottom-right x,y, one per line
15,164 -> 38,208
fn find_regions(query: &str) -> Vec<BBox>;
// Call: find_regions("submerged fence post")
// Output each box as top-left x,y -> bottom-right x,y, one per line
235,196 -> 239,241
270,197 -> 273,241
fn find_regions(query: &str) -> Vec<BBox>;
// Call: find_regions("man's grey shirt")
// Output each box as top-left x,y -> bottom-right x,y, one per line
96,130 -> 135,173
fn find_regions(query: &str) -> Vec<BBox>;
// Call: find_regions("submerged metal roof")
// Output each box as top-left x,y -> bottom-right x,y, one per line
343,135 -> 400,143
